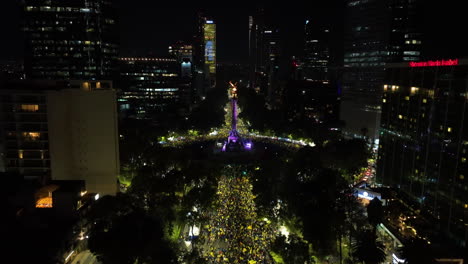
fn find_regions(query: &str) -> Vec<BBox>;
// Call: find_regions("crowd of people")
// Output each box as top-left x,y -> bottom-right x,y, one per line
199,169 -> 275,263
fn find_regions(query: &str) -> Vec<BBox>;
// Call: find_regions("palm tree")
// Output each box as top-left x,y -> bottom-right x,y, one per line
352,229 -> 386,264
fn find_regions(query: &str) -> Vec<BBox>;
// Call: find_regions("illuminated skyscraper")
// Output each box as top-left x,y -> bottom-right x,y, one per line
169,42 -> 193,62
118,57 -> 185,120
204,20 -> 216,87
169,41 -> 193,78
377,58 -> 467,246
22,0 -> 119,80
193,13 -> 216,99
168,41 -> 194,110
341,0 -> 422,140
248,10 -> 281,106
302,20 -> 330,81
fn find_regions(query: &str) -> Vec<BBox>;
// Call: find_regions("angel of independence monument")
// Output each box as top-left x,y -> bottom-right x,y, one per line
222,82 -> 252,152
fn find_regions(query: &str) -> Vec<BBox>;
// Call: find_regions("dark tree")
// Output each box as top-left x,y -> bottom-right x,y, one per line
86,195 -> 177,264
399,238 -> 437,264
360,127 -> 369,138
88,210 -> 177,264
321,138 -> 369,180
367,197 -> 384,230
272,235 -> 310,264
281,146 -> 344,256
352,229 -> 386,264
188,85 -> 227,133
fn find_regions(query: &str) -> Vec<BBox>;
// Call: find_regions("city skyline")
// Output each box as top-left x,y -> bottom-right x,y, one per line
1,2 -> 344,63
2,2 -> 468,63
2,1 -> 467,263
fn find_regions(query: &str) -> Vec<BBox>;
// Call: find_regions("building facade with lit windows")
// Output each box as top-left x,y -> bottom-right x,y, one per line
118,57 -> 189,119
204,20 -> 216,86
0,80 -> 119,196
341,0 -> 422,140
192,14 -> 216,99
248,11 -> 281,107
0,82 -> 52,180
169,41 -> 193,78
302,20 -> 330,81
22,0 -> 119,80
377,59 -> 468,246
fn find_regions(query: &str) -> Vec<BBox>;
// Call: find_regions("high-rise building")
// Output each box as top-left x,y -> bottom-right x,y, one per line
248,14 -> 261,90
283,80 -> 340,127
377,58 -> 467,246
169,41 -> 193,78
169,42 -> 193,62
302,20 -> 330,81
118,57 -> 189,120
22,0 -> 119,80
193,13 -> 216,99
204,20 -> 216,86
248,11 -> 281,106
0,82 -> 52,180
0,60 -> 25,80
47,82 -> 119,196
262,28 -> 281,105
0,80 -> 119,195
341,0 -> 422,140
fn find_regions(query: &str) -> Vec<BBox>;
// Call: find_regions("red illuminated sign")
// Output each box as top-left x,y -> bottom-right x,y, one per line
409,59 -> 458,67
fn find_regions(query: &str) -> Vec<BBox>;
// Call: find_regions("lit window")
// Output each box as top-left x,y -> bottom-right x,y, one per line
422,98 -> 427,103
447,127 -> 452,133
383,99 -> 386,103
462,157 -> 466,163
411,87 -> 419,94
18,150 -> 23,159
21,104 -> 39,112
460,175 -> 465,180
398,115 -> 403,119
383,85 -> 388,91
404,51 -> 420,56
405,96 -> 410,101
22,132 -> 41,140
36,197 -> 53,208
82,82 -> 90,90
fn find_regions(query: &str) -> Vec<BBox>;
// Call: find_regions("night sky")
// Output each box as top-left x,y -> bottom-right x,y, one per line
119,2 -> 344,63
0,1 -> 467,63
0,1 -> 342,63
